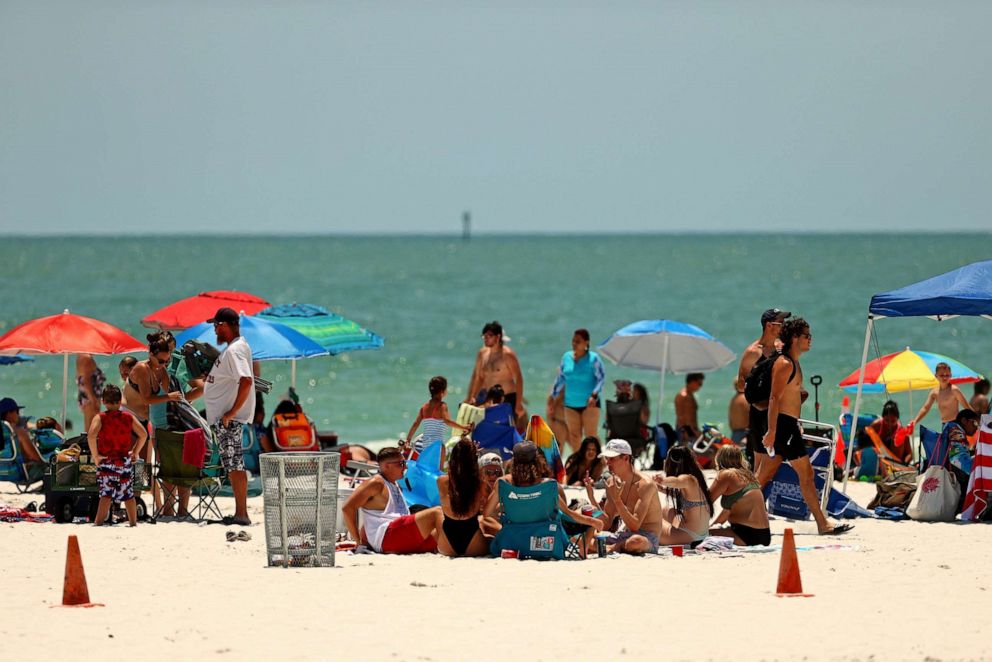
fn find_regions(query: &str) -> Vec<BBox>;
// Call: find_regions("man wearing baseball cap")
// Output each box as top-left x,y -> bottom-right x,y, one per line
203,307 -> 255,525
584,439 -> 663,555
0,397 -> 43,463
737,308 -> 790,474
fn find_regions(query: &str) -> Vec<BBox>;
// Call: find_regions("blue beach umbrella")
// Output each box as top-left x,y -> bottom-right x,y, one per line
598,320 -> 737,422
0,354 -> 35,366
257,303 -> 383,386
175,314 -> 329,361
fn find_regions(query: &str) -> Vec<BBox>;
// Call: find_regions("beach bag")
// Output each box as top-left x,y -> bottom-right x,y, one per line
907,433 -> 959,521
867,470 -> 918,510
744,353 -> 794,406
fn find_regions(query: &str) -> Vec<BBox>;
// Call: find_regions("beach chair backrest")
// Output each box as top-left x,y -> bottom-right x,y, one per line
606,399 -> 643,439
272,412 -> 317,451
473,420 -> 521,460
498,480 -> 559,524
919,426 -> 941,470
155,429 -> 203,485
483,403 -> 515,426
455,403 -> 485,429
0,422 -> 23,480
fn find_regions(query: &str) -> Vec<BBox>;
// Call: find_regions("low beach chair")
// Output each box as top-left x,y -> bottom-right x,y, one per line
0,422 -> 45,492
605,399 -> 652,468
919,425 -> 941,472
489,480 -> 582,560
152,429 -> 224,522
863,428 -> 916,477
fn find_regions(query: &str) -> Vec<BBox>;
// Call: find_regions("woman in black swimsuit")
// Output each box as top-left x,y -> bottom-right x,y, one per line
436,437 -> 490,557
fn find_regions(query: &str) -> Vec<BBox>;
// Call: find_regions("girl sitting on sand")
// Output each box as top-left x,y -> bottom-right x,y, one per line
563,436 -> 605,486
436,437 -> 490,557
706,445 -> 770,546
652,446 -> 714,546
405,376 -> 472,458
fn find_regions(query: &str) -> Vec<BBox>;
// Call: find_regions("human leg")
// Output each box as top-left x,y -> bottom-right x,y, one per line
563,408 -> 584,452
580,404 -> 601,444
790,456 -> 833,533
215,421 -> 250,522
93,497 -> 112,526
124,498 -> 137,526
755,454 -> 783,487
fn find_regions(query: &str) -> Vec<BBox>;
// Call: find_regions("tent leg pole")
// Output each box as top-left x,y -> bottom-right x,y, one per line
842,316 -> 874,493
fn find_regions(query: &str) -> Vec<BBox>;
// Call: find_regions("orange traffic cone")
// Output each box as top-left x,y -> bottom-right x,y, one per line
775,528 -> 813,597
56,535 -> 103,608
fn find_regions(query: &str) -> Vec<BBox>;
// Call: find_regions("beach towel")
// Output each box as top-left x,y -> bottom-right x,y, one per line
183,428 -> 207,468
961,415 -> 992,521
525,415 -> 565,484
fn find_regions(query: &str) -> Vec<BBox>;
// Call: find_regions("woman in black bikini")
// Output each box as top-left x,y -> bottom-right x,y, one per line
436,437 -> 490,557
707,445 -> 770,546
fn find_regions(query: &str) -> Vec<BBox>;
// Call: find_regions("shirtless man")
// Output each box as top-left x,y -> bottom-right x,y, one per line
909,362 -> 973,430
756,318 -> 850,535
341,446 -> 441,554
738,308 -> 789,475
674,373 -> 704,441
584,439 -> 663,554
465,321 -> 525,423
727,380 -> 750,445
971,379 -> 990,416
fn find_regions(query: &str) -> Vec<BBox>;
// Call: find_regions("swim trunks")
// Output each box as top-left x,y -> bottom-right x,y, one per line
729,522 -> 771,546
773,413 -> 806,461
615,527 -> 660,554
212,420 -> 246,472
380,514 -> 438,554
566,397 -> 601,415
97,458 -> 134,502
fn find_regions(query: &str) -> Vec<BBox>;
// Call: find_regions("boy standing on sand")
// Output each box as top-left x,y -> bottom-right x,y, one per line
88,385 -> 148,526
756,318 -> 851,536
908,362 -> 973,430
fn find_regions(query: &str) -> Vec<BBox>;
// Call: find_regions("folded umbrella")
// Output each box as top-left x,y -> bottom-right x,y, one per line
141,291 -> 270,331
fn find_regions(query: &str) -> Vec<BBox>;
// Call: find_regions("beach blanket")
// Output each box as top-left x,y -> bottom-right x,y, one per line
0,506 -> 54,523
524,415 -> 565,484
961,415 -> 992,521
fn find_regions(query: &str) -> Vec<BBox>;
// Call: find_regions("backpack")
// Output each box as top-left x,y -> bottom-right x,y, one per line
744,352 -> 796,406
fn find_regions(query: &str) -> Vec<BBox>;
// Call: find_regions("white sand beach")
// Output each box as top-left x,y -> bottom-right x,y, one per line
2,480 -> 989,662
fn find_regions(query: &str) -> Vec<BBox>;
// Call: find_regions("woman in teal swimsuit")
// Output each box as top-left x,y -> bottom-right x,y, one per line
547,328 -> 606,453
707,445 -> 770,546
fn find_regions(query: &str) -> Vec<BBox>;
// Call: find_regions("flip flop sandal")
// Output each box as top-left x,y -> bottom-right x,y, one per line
225,531 -> 237,542
235,531 -> 252,542
821,523 -> 854,536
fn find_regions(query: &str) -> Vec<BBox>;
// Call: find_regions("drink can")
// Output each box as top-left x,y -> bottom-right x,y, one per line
672,545 -> 684,557
596,536 -> 607,558
501,549 -> 519,559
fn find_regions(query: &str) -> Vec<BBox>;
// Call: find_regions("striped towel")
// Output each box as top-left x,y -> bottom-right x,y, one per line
961,415 -> 992,521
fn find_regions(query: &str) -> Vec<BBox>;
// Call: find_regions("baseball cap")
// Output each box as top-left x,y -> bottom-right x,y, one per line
512,441 -> 538,463
761,308 -> 791,326
613,379 -> 632,390
599,439 -> 632,458
0,397 -> 24,415
207,307 -> 240,325
478,453 -> 504,472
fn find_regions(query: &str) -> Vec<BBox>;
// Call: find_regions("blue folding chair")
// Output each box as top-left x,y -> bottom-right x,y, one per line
489,480 -> 582,560
0,422 -> 45,492
472,418 -> 522,461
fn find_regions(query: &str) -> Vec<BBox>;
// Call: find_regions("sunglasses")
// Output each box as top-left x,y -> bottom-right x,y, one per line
383,459 -> 407,467
483,467 -> 502,476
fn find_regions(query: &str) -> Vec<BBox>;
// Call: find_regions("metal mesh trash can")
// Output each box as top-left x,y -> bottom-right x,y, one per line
261,452 -> 340,567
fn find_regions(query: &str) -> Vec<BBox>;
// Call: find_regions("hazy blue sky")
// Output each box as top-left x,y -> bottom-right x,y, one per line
2,1 -> 990,235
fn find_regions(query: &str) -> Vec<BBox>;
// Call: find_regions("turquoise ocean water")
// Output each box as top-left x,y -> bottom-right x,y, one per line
1,235 -> 989,443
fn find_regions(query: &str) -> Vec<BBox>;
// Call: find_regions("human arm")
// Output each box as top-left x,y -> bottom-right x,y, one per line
483,478 -> 504,518
588,354 -> 606,407
465,350 -> 484,404
184,378 -> 204,403
441,403 -> 472,432
558,485 -> 603,530
652,472 -> 698,491
508,351 -> 525,417
406,408 -> 424,446
910,390 -> 938,428
341,477 -> 382,543
130,415 -> 148,461
761,358 -> 791,451
222,377 -> 253,426
135,364 -> 181,405
88,415 -> 103,465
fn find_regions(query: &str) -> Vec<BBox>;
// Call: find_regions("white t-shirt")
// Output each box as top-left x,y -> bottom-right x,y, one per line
203,336 -> 255,424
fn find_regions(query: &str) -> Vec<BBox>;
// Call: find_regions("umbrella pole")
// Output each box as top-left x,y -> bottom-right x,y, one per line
657,335 -> 669,425
291,359 -> 297,389
842,316 -> 874,493
61,353 -> 69,432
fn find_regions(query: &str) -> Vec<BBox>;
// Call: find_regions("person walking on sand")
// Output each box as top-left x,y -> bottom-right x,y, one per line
908,362 -> 973,430
755,317 -> 851,536
466,321 -> 526,426
738,308 -> 789,475
202,307 -> 255,526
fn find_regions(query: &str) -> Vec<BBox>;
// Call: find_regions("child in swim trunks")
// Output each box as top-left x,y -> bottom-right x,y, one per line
87,385 -> 148,526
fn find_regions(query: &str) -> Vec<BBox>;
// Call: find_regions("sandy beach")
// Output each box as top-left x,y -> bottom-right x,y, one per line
2,479 -> 989,662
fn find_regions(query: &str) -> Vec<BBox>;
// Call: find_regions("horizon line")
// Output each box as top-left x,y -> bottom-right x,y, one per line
2,230 -> 990,239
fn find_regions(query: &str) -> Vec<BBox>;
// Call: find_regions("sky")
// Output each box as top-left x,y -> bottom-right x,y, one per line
1,1 -> 990,235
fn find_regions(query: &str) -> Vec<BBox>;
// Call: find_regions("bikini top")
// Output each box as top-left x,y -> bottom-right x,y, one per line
720,482 -> 759,510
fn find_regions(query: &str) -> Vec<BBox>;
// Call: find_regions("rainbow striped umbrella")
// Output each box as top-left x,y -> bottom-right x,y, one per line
838,348 -> 983,394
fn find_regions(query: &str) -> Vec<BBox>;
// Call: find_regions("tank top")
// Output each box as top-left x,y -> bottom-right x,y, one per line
98,410 -> 133,463
148,380 -> 168,430
360,478 -> 409,552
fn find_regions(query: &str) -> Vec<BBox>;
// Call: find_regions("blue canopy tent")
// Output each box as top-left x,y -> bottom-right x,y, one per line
842,260 -> 992,492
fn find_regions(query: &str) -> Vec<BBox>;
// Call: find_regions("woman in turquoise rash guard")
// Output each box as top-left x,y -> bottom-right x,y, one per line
546,328 -> 606,454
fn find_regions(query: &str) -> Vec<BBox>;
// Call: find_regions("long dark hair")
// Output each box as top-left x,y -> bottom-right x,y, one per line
663,446 -> 713,515
447,437 -> 482,516
564,437 -> 601,481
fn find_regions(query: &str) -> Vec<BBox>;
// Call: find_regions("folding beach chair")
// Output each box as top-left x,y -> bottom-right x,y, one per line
863,428 -> 916,477
489,480 -> 583,560
762,419 -> 836,520
0,421 -> 45,492
472,416 -> 522,461
605,399 -> 652,468
918,425 -> 942,472
152,429 -> 224,522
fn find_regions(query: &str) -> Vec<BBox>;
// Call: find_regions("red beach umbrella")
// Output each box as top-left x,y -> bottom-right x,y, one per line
141,290 -> 270,331
0,310 -> 146,427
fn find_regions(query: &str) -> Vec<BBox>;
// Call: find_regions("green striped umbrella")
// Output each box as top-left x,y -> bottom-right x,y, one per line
257,303 -> 384,386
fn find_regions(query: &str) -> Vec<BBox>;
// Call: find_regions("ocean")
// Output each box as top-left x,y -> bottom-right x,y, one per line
1,234 -> 988,443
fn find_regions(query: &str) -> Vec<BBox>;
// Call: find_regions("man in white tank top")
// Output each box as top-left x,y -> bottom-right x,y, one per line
342,447 -> 442,554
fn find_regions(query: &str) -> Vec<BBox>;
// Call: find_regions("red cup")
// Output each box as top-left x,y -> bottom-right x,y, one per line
501,549 -> 519,559
672,545 -> 684,557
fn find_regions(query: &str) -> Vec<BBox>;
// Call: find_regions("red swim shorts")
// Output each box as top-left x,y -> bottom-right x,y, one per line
380,515 -> 437,554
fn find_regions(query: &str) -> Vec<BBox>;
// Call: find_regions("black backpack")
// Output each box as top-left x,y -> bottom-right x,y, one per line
744,352 -> 796,406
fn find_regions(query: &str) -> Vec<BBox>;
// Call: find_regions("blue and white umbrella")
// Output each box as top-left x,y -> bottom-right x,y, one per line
175,314 -> 329,361
598,320 -> 736,422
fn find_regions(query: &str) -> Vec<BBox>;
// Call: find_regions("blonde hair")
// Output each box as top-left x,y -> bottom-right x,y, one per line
715,445 -> 758,485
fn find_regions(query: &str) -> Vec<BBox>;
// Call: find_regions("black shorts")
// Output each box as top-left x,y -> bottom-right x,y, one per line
746,406 -> 769,456
566,397 -> 601,415
730,522 -> 771,546
504,392 -> 517,412
773,414 -> 806,461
